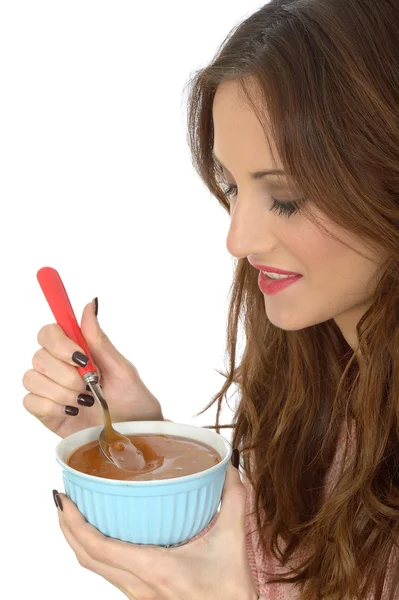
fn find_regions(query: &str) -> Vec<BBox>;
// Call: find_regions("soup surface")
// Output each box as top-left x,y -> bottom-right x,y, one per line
67,434 -> 221,481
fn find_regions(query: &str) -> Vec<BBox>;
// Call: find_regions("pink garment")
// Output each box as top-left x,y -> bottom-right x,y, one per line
189,420 -> 396,599
243,421 -> 356,599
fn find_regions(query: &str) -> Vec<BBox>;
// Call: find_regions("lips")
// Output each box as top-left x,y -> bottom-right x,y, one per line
249,262 -> 301,276
258,271 -> 302,295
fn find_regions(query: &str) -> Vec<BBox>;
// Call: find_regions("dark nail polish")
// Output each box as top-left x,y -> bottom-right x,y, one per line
77,394 -> 94,407
64,405 -> 79,416
86,384 -> 91,392
231,448 -> 240,469
72,351 -> 89,367
93,297 -> 99,317
52,489 -> 63,511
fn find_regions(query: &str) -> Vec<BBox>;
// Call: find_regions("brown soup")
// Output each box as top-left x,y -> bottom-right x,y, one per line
67,434 -> 221,481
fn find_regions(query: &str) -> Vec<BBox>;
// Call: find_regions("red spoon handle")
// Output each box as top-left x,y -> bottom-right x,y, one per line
37,267 -> 97,378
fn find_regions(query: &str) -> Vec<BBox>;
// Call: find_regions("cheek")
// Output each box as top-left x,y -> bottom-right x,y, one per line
297,232 -> 379,305
263,219 -> 382,332
288,217 -> 361,279
290,210 -> 344,272
285,228 -> 329,275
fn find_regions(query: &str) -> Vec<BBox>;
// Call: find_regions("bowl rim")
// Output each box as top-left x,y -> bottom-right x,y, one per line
56,420 -> 233,487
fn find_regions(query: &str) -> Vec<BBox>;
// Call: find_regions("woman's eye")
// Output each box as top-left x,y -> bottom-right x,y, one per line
222,184 -> 300,218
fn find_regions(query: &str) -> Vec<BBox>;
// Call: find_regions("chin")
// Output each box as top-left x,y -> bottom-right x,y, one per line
265,305 -> 330,332
269,320 -> 308,332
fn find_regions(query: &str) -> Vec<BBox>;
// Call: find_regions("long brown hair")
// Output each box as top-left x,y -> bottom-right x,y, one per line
184,1 -> 399,598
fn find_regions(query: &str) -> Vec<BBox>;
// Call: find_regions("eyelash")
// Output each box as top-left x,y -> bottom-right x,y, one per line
223,184 -> 300,218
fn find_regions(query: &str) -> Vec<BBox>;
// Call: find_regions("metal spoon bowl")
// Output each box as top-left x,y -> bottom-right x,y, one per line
87,379 -> 146,472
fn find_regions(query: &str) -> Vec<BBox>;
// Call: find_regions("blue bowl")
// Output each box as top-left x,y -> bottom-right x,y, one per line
56,421 -> 232,546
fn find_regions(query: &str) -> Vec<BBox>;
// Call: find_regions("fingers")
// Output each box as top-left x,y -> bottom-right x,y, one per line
32,348 -> 86,392
58,516 -> 145,599
37,324 -> 87,367
59,494 -> 161,577
23,393 -> 68,420
22,370 -> 86,408
57,496 -> 157,598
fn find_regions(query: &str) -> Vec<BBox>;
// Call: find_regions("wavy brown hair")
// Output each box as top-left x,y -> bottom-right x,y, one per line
184,1 -> 399,598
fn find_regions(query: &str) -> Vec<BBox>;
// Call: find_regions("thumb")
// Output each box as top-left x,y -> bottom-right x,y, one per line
216,456 -> 247,532
80,300 -> 133,377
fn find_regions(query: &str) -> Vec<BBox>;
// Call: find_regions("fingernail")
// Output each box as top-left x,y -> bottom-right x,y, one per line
72,351 -> 89,367
92,297 -> 99,317
77,393 -> 94,407
231,448 -> 240,469
64,405 -> 79,416
52,489 -> 63,511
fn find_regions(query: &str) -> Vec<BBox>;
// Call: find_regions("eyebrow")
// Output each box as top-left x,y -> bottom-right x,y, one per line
212,151 -> 286,179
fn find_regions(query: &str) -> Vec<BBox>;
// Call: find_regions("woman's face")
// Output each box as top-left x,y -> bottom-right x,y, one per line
212,80 -> 383,350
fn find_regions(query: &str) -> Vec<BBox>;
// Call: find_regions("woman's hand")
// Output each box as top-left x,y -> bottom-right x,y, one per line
22,299 -> 164,438
55,463 -> 258,600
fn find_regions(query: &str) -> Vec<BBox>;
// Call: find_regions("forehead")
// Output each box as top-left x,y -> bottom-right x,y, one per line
212,80 -> 280,169
213,79 -> 248,110
213,80 -> 262,132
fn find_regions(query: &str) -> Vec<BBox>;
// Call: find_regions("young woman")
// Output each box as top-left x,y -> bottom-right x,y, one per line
22,0 -> 399,598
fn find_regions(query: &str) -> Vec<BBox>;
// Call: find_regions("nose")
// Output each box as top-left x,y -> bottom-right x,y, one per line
226,197 -> 277,260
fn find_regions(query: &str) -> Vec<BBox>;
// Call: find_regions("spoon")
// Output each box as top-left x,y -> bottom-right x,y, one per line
37,267 -> 146,472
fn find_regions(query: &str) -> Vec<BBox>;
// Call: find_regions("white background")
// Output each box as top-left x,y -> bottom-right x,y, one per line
0,1 -> 263,598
